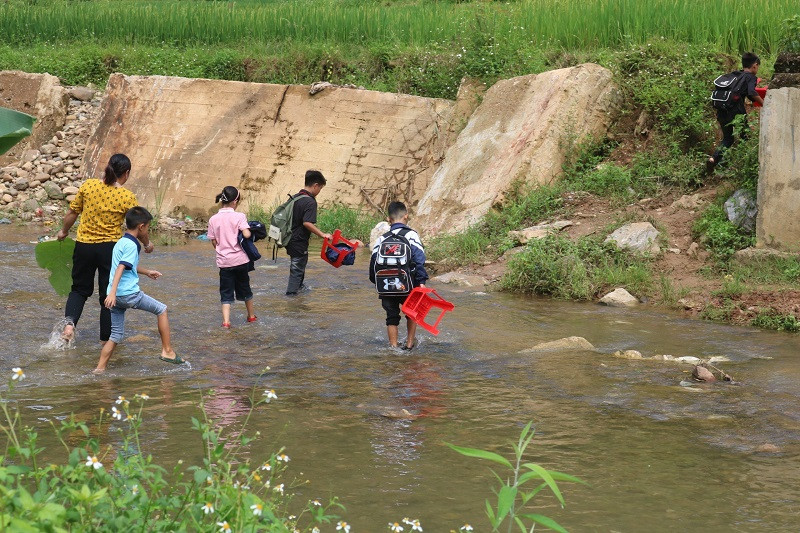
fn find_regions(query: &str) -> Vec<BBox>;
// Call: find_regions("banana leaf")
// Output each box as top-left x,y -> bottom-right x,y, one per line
0,107 -> 37,155
35,238 -> 75,296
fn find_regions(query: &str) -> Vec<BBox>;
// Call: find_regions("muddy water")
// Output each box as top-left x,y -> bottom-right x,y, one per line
2,225 -> 800,532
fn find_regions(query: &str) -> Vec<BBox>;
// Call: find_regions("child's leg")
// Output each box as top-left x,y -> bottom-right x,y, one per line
404,316 -> 418,349
219,267 -> 235,325
387,325 -> 399,347
95,304 -> 126,373
157,311 -> 176,358
381,297 -> 402,347
132,292 -> 178,359
94,340 -> 117,374
235,265 -> 256,320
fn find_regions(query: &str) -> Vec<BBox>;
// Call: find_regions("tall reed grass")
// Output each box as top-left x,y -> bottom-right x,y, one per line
1,0 -> 794,53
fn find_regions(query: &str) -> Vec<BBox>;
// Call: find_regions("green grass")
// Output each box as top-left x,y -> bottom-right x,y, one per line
316,203 -> 382,244
501,235 -> 653,300
2,0 -> 794,53
427,182 -> 564,265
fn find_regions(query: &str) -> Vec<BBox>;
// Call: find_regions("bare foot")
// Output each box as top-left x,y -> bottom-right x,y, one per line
91,368 -> 105,375
62,324 -> 75,341
161,350 -> 177,360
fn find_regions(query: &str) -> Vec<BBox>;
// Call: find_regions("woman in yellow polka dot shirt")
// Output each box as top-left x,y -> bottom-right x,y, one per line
56,154 -> 153,342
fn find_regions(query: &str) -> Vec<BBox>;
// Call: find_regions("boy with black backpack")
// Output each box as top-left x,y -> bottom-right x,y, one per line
707,52 -> 764,172
279,170 -> 331,295
369,201 -> 428,350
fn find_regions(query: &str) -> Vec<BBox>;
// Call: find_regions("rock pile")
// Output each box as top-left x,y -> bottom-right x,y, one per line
0,88 -> 99,222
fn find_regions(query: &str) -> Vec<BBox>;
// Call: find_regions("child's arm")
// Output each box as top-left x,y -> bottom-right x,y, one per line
303,221 -> 331,241
211,239 -> 218,248
104,264 -> 126,309
137,266 -> 162,280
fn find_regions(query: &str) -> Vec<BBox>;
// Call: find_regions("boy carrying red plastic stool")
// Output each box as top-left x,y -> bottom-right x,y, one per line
369,201 -> 428,350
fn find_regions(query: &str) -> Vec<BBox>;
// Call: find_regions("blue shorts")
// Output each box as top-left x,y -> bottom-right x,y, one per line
109,291 -> 167,343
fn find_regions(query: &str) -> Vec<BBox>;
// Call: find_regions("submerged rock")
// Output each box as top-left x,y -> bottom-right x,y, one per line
612,349 -> 644,359
521,336 -> 595,353
692,365 -> 716,382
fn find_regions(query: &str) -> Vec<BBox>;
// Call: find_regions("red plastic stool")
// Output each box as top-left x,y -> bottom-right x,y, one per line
753,86 -> 767,107
321,229 -> 360,268
401,287 -> 455,336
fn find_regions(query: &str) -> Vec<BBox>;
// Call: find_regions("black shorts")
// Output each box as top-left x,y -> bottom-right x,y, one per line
381,295 -> 407,326
219,263 -> 253,304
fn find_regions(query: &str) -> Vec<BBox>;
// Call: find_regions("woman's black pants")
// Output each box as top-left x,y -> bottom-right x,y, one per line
64,241 -> 116,341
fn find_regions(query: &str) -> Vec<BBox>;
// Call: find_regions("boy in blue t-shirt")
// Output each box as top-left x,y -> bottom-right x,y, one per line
93,207 -> 186,374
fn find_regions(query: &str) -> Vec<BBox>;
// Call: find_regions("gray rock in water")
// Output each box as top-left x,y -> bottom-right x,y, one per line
433,272 -> 488,287
604,222 -> 661,254
599,288 -> 639,307
724,189 -> 757,232
520,336 -> 595,353
613,349 -> 644,359
692,365 -> 716,382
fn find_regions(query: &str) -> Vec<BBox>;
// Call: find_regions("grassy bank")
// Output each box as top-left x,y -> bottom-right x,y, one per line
2,0 -> 794,51
0,0 -> 793,95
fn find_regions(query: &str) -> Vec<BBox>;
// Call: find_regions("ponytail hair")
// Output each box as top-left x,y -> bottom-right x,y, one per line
104,153 -> 131,185
215,185 -> 240,205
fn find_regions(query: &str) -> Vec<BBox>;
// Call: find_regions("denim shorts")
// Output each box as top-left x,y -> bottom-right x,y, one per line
109,291 -> 167,343
219,263 -> 253,304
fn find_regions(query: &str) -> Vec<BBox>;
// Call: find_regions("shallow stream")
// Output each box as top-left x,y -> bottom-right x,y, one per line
2,226 -> 800,531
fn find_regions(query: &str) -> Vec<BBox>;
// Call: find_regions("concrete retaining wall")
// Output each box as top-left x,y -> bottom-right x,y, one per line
757,87 -> 800,251
84,74 -> 455,218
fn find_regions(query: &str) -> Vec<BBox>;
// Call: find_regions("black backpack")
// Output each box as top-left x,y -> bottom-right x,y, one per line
372,228 -> 416,296
711,71 -> 747,111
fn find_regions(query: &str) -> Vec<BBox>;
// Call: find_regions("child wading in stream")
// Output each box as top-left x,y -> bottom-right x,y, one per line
207,185 -> 256,328
369,201 -> 428,350
94,207 -> 184,374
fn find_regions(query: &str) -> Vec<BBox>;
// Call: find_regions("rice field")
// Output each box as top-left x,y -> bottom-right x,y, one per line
0,0 -> 795,53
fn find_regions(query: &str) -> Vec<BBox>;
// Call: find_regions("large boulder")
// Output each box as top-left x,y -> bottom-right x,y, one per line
757,87 -> 800,250
415,64 -> 621,234
604,222 -> 660,254
0,71 -> 69,164
84,74 -> 456,219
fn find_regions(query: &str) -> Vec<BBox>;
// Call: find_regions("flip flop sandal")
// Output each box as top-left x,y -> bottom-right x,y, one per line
159,355 -> 187,365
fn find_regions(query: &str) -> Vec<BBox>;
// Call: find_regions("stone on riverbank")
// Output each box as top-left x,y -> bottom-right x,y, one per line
599,288 -> 638,307
433,272 -> 488,287
520,336 -> 595,353
604,222 -> 660,254
724,189 -> 757,233
507,220 -> 573,245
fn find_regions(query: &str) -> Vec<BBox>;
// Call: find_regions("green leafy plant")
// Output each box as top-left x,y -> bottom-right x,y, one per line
0,369 -> 344,531
751,309 -> 800,332
693,203 -> 754,262
447,422 -> 584,533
